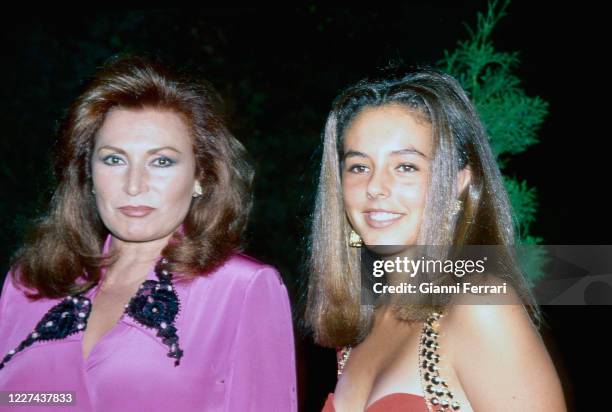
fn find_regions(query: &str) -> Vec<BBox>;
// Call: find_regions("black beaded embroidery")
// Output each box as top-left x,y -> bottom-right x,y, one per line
125,257 -> 183,366
0,295 -> 91,370
0,257 -> 184,370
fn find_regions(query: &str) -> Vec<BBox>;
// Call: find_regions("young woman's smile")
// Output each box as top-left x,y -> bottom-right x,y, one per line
362,209 -> 406,229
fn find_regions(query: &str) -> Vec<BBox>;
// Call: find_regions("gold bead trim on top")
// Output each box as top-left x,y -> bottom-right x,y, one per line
337,345 -> 352,376
335,312 -> 461,411
418,312 -> 461,411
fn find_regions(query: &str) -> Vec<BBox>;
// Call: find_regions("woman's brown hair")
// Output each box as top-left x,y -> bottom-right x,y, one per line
10,55 -> 254,299
305,68 -> 541,347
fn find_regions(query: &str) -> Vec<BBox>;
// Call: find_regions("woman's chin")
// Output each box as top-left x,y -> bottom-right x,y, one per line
364,244 -> 411,256
110,228 -> 157,243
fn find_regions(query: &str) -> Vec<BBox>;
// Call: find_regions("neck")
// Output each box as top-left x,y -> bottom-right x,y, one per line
103,233 -> 173,286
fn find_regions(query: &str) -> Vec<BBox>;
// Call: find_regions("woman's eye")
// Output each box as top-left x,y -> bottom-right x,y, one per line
397,163 -> 418,173
348,164 -> 369,174
152,156 -> 175,167
102,155 -> 124,166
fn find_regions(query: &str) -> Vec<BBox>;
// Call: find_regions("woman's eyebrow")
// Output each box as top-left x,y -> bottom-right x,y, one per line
147,146 -> 182,154
97,145 -> 182,154
391,148 -> 428,159
343,150 -> 369,160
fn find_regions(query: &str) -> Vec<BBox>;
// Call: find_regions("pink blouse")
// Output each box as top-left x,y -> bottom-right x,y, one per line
0,234 -> 297,411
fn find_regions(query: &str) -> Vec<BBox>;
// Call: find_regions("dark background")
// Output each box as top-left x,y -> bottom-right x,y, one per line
0,3 -> 608,411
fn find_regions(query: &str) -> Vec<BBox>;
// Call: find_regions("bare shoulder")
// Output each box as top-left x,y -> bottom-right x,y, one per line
441,280 -> 536,359
438,280 -> 567,411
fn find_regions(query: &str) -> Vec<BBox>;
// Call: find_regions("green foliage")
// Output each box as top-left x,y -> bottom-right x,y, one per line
504,177 -> 549,284
439,0 -> 550,283
503,177 -> 539,240
441,0 -> 548,163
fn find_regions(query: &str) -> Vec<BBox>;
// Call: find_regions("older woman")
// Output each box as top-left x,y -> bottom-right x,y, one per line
306,69 -> 566,411
0,56 -> 297,411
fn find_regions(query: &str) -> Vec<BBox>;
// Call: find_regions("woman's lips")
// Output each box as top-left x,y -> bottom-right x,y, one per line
118,206 -> 156,217
363,210 -> 405,228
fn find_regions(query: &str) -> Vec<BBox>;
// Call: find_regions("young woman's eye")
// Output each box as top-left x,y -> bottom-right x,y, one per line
348,164 -> 369,174
152,156 -> 175,167
397,163 -> 418,173
102,155 -> 124,166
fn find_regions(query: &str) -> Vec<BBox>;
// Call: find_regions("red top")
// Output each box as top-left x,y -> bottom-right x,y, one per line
321,392 -> 428,412
325,312 -> 449,411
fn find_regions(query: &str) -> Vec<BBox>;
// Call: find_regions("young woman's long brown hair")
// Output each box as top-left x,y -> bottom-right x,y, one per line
10,55 -> 254,299
305,68 -> 541,347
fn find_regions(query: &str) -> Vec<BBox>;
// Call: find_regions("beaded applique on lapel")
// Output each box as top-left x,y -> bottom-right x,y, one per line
0,295 -> 92,370
0,257 -> 184,370
125,257 -> 183,365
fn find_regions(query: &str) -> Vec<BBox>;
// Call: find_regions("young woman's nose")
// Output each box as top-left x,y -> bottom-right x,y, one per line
366,168 -> 390,199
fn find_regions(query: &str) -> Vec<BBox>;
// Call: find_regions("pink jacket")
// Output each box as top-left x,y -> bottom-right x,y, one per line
0,234 -> 297,411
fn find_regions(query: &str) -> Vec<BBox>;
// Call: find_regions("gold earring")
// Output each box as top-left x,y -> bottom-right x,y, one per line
348,229 -> 363,248
451,199 -> 463,215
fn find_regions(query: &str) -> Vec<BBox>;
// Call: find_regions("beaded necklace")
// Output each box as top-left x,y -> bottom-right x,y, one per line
0,257 -> 184,370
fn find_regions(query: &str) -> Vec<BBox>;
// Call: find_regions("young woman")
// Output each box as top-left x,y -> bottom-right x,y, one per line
306,68 -> 566,411
0,56 -> 297,411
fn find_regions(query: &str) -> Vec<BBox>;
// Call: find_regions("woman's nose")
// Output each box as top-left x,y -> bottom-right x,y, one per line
124,165 -> 148,196
366,169 -> 390,199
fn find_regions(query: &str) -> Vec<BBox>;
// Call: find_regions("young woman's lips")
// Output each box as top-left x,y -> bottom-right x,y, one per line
363,210 -> 405,228
118,206 -> 156,217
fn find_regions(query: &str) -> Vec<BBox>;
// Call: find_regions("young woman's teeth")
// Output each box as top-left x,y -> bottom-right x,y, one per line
369,212 -> 401,221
